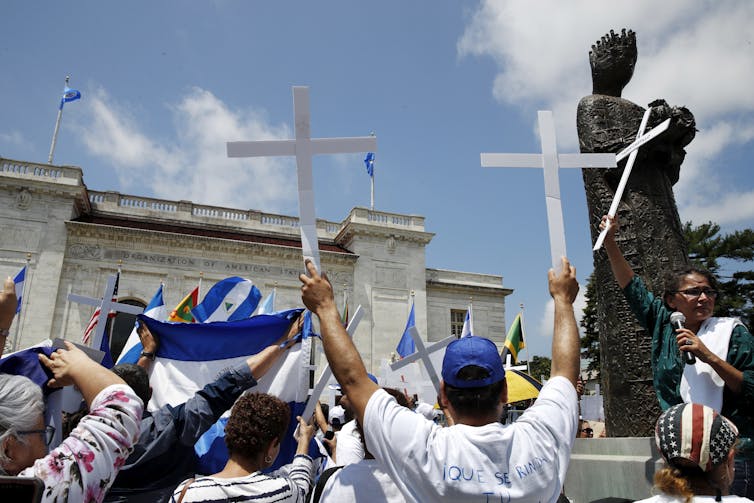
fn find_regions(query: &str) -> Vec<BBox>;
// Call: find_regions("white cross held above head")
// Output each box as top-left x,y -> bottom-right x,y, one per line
390,328 -> 456,396
67,274 -> 144,350
481,111 -> 617,271
227,86 -> 377,272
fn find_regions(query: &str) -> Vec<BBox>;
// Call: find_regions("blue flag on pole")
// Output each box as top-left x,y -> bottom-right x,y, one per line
137,308 -> 313,473
256,289 -> 276,315
59,86 -> 81,110
396,301 -> 416,358
116,284 -> 167,365
461,305 -> 474,338
364,152 -> 375,177
192,277 -> 262,323
13,266 -> 25,314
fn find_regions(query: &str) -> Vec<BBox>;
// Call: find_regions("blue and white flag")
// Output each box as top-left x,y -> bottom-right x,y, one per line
396,301 -> 416,358
461,305 -> 474,338
0,342 -> 56,394
256,289 -> 276,315
137,308 -> 313,473
59,86 -> 81,110
192,277 -> 262,323
116,284 -> 167,365
13,266 -> 25,314
364,152 -> 375,177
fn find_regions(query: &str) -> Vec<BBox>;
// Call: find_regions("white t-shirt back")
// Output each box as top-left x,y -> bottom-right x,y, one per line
363,375 -> 578,503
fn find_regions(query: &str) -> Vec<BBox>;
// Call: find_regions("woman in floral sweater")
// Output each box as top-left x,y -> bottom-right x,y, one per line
0,341 -> 143,502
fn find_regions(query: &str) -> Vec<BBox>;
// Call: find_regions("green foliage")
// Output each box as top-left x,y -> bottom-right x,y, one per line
579,273 -> 601,374
524,355 -> 552,382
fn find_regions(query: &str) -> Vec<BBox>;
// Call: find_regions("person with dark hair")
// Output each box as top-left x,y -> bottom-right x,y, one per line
105,313 -> 305,503
601,215 -> 754,497
171,393 -> 315,502
300,257 -> 581,502
636,403 -> 745,502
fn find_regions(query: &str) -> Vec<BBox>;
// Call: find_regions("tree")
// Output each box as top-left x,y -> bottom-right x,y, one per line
581,221 -> 754,378
525,355 -> 552,382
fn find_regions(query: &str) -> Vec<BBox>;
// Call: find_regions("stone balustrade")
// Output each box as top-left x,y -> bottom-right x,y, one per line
0,157 -> 83,186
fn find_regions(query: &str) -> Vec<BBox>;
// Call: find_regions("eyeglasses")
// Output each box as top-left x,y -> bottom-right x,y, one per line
674,287 -> 719,299
18,425 -> 56,446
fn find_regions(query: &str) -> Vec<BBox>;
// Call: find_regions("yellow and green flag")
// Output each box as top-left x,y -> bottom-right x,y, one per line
168,286 -> 199,323
503,313 -> 525,364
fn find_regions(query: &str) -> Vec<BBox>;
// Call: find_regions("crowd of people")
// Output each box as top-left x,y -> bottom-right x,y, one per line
0,215 -> 751,502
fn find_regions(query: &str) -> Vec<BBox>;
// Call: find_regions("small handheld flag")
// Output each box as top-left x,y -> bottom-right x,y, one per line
168,287 -> 199,322
503,313 -> 526,364
461,305 -> 474,338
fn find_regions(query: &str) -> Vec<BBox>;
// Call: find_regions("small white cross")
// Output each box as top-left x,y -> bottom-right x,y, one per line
302,305 -> 364,419
68,274 -> 143,350
390,328 -> 455,396
481,111 -> 616,271
227,86 -> 377,272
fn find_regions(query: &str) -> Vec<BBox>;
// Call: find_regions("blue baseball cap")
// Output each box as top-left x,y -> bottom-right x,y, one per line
442,336 -> 505,388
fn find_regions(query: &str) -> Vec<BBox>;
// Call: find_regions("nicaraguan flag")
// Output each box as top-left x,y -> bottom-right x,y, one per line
0,342 -> 56,394
137,308 -> 313,473
256,289 -> 276,315
396,301 -> 416,358
59,86 -> 81,110
192,276 -> 262,323
461,305 -> 474,338
116,284 -> 167,365
364,152 -> 375,177
13,266 -> 25,314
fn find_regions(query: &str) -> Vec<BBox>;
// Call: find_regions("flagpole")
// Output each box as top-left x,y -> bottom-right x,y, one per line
519,303 -> 531,375
369,132 -> 376,210
11,253 -> 31,351
48,76 -> 70,165
198,272 -> 204,300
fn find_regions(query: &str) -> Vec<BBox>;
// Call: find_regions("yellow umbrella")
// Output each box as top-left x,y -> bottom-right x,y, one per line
505,369 -> 542,404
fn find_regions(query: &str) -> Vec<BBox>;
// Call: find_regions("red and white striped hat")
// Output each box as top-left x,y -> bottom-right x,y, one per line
655,402 -> 738,472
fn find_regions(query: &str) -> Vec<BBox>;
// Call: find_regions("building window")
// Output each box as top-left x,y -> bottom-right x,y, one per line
450,309 -> 466,337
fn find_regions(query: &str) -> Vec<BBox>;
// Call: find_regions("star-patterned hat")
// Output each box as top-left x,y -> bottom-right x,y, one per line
655,403 -> 738,472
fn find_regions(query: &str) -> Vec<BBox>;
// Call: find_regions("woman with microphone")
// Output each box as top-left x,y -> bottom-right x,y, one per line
600,214 -> 754,498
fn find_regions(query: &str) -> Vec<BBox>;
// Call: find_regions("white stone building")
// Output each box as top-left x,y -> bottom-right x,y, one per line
1,157 -> 512,371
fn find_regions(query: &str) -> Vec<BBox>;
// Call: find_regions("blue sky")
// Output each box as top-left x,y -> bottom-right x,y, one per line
2,1 -> 753,359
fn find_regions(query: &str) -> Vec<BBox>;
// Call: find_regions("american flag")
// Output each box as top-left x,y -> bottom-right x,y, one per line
82,273 -> 119,345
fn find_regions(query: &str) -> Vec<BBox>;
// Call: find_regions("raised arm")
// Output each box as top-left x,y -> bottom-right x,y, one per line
600,215 -> 635,288
300,261 -> 378,425
548,257 -> 581,386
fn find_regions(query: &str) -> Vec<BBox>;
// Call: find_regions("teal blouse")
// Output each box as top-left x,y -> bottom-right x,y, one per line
623,275 -> 754,458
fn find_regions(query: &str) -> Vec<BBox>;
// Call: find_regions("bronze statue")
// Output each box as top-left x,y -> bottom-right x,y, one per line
577,29 -> 696,436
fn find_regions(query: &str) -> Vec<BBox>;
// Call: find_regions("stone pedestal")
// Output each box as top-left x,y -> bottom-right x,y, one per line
564,437 -> 662,503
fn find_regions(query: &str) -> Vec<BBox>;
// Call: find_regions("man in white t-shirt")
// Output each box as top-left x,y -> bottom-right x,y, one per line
300,257 -> 581,502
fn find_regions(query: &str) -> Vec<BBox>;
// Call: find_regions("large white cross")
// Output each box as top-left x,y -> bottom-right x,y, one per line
481,111 -> 616,271
227,86 -> 377,272
302,305 -> 364,419
67,274 -> 143,350
390,328 -> 456,396
592,108 -> 670,250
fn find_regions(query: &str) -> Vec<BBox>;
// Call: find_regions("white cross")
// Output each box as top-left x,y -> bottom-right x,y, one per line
302,305 -> 364,419
67,274 -> 143,350
481,111 -> 616,271
390,328 -> 456,396
592,109 -> 671,250
227,86 -> 377,272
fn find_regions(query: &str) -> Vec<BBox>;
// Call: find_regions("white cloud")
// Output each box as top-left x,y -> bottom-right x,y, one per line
74,87 -> 297,213
459,1 -> 754,228
536,286 -> 588,343
0,131 -> 34,153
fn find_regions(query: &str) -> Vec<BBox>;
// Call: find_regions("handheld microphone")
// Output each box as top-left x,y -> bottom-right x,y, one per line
670,311 -> 695,365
